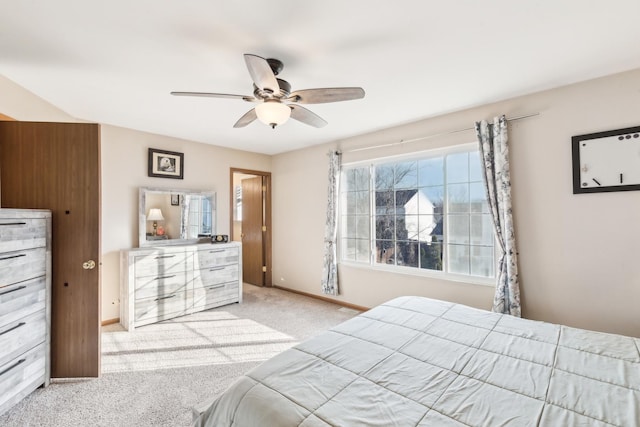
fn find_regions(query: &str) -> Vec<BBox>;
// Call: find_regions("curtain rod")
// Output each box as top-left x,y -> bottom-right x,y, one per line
344,112 -> 540,153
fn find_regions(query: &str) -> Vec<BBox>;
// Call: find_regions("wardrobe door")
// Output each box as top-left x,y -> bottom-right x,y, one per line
0,121 -> 101,378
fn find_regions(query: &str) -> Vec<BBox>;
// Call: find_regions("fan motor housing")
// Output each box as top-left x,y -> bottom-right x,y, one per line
254,78 -> 291,99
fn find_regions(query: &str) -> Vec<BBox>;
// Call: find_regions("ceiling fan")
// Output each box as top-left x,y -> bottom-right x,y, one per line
171,54 -> 365,129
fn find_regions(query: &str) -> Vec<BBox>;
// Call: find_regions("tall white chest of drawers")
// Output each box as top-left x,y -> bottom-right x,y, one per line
0,209 -> 51,416
120,242 -> 242,330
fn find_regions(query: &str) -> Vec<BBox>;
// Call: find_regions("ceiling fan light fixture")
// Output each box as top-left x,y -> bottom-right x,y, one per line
255,100 -> 291,129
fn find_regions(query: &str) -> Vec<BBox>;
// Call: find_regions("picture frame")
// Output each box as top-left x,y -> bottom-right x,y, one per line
170,194 -> 180,206
148,148 -> 184,179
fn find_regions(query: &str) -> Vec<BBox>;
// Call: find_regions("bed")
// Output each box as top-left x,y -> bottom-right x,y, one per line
192,296 -> 640,426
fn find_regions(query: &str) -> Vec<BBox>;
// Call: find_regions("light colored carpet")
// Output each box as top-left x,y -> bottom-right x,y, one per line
0,285 -> 360,427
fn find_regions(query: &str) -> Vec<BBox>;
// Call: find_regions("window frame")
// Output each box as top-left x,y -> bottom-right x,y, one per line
339,143 -> 496,287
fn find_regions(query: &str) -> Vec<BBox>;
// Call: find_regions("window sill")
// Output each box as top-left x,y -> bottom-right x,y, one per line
339,260 -> 495,287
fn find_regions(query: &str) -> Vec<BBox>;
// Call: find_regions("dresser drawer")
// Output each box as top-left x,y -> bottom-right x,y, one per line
192,282 -> 240,312
134,271 -> 191,301
0,218 -> 47,253
134,290 -> 190,326
0,342 -> 46,416
0,248 -> 47,289
195,264 -> 239,288
0,276 -> 47,329
194,247 -> 239,269
0,309 -> 46,368
134,251 -> 191,278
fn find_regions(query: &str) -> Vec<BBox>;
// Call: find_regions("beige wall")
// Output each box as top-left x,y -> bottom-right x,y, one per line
272,68 -> 640,337
0,74 -> 271,322
101,126 -> 271,320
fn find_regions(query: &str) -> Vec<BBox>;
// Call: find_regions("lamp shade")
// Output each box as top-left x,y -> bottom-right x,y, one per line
255,101 -> 291,128
147,208 -> 164,221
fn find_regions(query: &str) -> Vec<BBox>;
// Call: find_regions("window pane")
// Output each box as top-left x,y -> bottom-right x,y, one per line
470,245 -> 494,277
470,182 -> 488,213
375,164 -> 394,190
376,215 -> 394,240
395,215 -> 410,241
356,239 -> 370,262
342,215 -> 356,238
396,189 -> 418,215
355,168 -> 370,191
356,216 -> 370,239
356,191 -> 369,214
342,168 -> 356,190
447,183 -> 470,213
421,186 -> 444,214
469,150 -> 483,182
417,215 -> 436,241
345,192 -> 357,215
341,238 -> 356,261
420,241 -> 443,271
375,190 -> 394,215
446,152 -> 469,184
396,241 -> 419,267
376,240 -> 395,264
404,214 -> 437,242
418,157 -> 444,186
447,214 -> 469,244
394,161 -> 418,189
448,244 -> 470,274
470,214 -> 494,246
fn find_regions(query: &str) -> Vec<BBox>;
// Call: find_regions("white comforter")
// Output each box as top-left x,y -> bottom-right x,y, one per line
193,296 -> 640,426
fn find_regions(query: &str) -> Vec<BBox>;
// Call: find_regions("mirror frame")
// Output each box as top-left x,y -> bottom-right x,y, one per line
139,186 -> 216,247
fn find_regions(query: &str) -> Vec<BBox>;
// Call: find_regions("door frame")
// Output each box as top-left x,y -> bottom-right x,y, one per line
230,168 -> 272,287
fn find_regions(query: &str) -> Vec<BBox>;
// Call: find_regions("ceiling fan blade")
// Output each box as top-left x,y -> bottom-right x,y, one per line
244,54 -> 279,94
233,108 -> 258,128
287,87 -> 365,104
170,91 -> 256,102
289,104 -> 328,128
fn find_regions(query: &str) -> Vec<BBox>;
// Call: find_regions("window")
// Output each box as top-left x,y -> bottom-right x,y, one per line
186,195 -> 213,238
340,144 -> 495,280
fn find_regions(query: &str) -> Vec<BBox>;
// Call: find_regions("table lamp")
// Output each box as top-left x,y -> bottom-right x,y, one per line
147,208 -> 164,236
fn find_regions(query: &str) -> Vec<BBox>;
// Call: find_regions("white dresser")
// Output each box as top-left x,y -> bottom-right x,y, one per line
120,242 -> 242,330
0,209 -> 51,416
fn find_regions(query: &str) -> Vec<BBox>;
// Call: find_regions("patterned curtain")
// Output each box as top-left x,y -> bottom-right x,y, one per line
475,115 -> 521,317
321,150 -> 341,295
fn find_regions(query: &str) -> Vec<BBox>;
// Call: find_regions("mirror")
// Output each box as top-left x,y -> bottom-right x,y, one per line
139,187 -> 216,247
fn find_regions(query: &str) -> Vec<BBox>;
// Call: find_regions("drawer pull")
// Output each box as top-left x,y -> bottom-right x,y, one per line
208,249 -> 225,253
0,322 -> 26,336
0,253 -> 27,262
154,294 -> 176,302
0,285 -> 27,296
155,255 -> 176,259
0,358 -> 26,377
154,274 -> 176,280
208,267 -> 225,272
207,284 -> 226,290
0,222 -> 27,226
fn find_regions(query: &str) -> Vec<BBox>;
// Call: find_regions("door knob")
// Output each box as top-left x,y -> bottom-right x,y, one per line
82,260 -> 96,270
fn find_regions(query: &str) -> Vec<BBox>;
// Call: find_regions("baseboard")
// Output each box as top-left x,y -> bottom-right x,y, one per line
272,285 -> 369,312
101,318 -> 120,326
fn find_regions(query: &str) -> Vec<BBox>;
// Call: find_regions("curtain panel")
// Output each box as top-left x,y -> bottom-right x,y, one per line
321,150 -> 341,295
475,115 -> 521,317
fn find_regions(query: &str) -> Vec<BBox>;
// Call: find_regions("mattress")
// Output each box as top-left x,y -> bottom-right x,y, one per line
193,296 -> 640,426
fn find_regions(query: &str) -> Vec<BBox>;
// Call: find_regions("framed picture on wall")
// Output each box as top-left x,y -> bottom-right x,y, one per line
170,194 -> 180,206
148,148 -> 184,179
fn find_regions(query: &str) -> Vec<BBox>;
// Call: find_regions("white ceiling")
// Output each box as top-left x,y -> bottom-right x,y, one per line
2,1 -> 640,155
